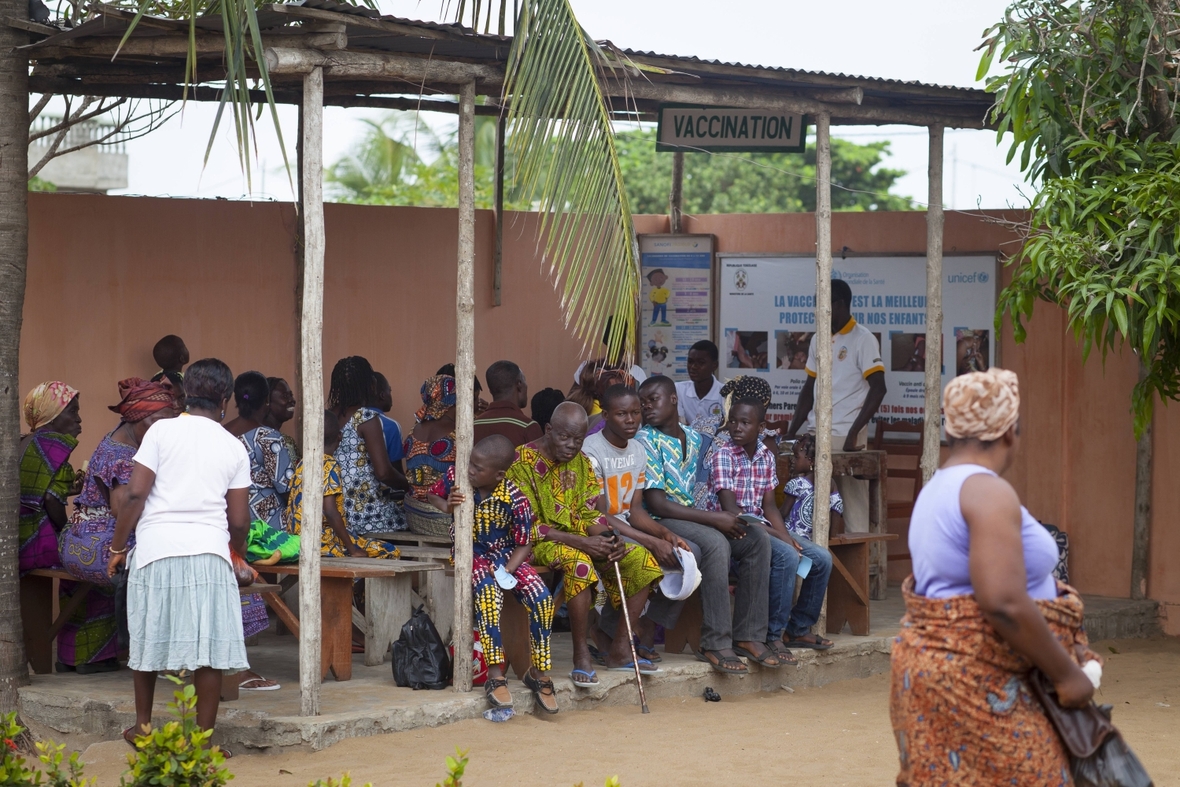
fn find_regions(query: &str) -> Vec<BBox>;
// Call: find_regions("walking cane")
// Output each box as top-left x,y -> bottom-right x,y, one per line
610,529 -> 650,714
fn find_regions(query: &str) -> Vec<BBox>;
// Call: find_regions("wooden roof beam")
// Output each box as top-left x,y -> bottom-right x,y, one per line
31,30 -> 345,60
264,46 -> 504,87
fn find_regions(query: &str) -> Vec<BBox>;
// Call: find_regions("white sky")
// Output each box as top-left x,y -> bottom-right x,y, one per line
102,0 -> 1030,210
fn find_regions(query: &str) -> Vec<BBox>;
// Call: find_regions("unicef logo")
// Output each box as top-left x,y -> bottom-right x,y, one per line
979,272 -> 989,283
735,270 -> 748,290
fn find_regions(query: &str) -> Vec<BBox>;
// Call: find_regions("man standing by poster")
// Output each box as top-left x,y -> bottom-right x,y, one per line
784,279 -> 886,533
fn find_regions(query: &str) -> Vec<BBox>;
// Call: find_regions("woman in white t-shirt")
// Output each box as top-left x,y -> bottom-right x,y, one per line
107,358 -> 253,753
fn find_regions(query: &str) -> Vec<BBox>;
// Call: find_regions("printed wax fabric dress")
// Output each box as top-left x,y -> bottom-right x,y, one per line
335,407 -> 406,535
238,425 -> 293,637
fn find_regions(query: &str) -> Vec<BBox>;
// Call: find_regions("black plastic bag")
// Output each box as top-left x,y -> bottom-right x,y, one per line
392,606 -> 451,690
111,566 -> 129,652
1071,708 -> 1153,787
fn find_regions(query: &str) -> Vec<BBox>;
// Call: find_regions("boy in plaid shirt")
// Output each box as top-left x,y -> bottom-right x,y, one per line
706,397 -> 833,662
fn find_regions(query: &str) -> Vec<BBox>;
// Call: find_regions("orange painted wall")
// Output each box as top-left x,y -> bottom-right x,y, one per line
20,196 -> 1178,629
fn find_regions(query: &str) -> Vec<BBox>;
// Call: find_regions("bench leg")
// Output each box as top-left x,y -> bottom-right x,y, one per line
364,575 -> 411,668
20,574 -> 54,674
663,591 -> 702,656
220,670 -> 241,701
499,592 -> 533,681
322,577 -> 354,681
826,543 -> 871,636
424,568 -> 454,644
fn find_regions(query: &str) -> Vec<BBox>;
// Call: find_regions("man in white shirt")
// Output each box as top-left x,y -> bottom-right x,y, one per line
785,279 -> 886,532
676,340 -> 724,429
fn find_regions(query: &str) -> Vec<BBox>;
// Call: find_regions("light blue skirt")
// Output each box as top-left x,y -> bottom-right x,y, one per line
127,552 -> 250,672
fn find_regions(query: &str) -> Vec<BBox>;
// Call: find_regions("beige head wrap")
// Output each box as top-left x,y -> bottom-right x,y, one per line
943,368 -> 1020,442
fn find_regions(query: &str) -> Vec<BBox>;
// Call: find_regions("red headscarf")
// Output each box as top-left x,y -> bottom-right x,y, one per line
108,377 -> 176,423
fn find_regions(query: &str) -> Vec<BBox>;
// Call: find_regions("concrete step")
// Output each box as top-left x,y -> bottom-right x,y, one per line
1081,595 -> 1161,641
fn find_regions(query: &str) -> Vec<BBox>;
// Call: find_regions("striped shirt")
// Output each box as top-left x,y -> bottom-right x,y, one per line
474,401 -> 543,447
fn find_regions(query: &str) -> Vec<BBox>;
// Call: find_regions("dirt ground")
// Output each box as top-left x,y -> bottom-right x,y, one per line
69,637 -> 1179,787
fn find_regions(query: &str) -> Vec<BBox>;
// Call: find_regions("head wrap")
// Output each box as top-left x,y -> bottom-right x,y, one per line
720,375 -> 772,407
416,374 -> 457,422
943,368 -> 1020,442
108,377 -> 176,423
23,381 -> 79,431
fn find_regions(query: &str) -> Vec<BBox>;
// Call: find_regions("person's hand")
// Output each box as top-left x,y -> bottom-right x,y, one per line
663,531 -> 690,553
842,434 -> 863,452
346,542 -> 367,558
709,511 -> 746,539
607,536 -> 628,562
107,551 -> 126,579
787,535 -> 804,554
1054,666 -> 1096,708
446,490 -> 466,509
580,534 -> 618,560
647,536 -> 679,569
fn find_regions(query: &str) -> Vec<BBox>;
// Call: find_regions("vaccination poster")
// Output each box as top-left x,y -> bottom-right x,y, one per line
638,235 -> 715,380
716,255 -> 998,426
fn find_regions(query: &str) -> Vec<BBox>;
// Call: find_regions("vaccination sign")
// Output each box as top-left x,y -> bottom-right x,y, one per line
716,255 -> 998,426
656,106 -> 807,152
639,234 -> 714,380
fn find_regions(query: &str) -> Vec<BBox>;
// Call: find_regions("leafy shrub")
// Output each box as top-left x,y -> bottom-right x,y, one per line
35,742 -> 92,787
1,712 -> 37,786
119,681 -> 232,787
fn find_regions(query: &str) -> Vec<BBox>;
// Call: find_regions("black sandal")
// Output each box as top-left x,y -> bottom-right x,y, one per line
733,644 -> 781,669
522,672 -> 559,714
484,677 -> 514,709
784,634 -> 834,651
766,640 -> 798,666
696,648 -> 748,675
636,643 -> 662,663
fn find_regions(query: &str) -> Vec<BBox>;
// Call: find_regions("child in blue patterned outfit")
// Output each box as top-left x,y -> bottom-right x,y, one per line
428,434 -> 558,714
780,434 -> 845,540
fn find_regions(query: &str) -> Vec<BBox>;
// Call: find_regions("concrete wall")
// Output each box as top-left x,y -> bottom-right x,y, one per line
20,195 -> 1179,631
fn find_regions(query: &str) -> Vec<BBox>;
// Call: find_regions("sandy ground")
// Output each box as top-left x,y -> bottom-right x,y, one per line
64,636 -> 1179,787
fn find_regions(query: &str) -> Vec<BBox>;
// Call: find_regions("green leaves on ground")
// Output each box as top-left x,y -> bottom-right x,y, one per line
983,0 -> 1180,435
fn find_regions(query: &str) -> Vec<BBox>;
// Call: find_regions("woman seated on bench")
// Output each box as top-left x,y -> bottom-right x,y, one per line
286,411 -> 400,559
19,381 -> 82,574
57,378 -> 176,673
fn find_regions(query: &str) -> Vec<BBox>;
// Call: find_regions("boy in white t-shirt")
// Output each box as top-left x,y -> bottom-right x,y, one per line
784,278 -> 887,532
582,383 -> 692,664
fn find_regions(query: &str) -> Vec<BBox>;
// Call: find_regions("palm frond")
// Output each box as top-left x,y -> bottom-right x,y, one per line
502,0 -> 640,363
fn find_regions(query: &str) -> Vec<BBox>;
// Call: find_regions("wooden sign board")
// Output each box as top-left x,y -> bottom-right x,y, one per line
656,105 -> 807,153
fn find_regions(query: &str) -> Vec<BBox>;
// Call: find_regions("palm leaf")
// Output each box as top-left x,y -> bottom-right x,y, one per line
502,0 -> 640,364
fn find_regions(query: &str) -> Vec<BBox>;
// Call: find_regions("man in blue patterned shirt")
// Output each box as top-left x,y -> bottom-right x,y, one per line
636,376 -> 778,675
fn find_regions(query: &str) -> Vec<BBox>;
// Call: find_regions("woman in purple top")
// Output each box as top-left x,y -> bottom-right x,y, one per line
890,368 -> 1099,786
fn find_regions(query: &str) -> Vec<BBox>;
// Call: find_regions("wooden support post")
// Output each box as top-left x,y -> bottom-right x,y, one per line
297,64 -> 325,718
493,113 -> 505,307
1131,357 -> 1153,600
921,124 -> 945,484
669,150 -> 684,234
813,113 -> 834,631
452,80 -> 477,692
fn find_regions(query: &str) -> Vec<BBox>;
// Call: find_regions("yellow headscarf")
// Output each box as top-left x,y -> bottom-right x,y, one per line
23,381 -> 79,431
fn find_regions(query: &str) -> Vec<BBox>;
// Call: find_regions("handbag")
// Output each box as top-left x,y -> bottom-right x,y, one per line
1029,670 -> 1153,787
391,606 -> 451,690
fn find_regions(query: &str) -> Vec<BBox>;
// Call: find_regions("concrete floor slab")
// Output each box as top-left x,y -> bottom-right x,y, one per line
17,590 -> 1153,752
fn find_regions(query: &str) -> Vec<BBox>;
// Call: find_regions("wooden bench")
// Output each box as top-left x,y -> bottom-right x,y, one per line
826,532 -> 898,636
260,557 -> 442,680
370,534 -> 457,640
19,567 -> 281,675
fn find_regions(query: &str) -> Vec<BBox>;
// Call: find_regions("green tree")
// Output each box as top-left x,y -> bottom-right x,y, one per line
981,0 -> 1180,598
616,129 -> 912,214
983,0 -> 1180,433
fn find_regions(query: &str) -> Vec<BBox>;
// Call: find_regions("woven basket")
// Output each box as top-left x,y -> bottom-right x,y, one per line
404,494 -> 453,538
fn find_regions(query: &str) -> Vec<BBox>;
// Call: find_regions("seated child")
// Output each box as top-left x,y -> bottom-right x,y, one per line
780,433 -> 845,542
427,434 -> 558,713
150,334 -> 189,380
286,411 -> 400,559
707,398 -> 834,663
584,383 -> 689,668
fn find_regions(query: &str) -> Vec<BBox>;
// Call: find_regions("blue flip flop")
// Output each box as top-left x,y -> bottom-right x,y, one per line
609,659 -> 661,675
570,669 -> 599,687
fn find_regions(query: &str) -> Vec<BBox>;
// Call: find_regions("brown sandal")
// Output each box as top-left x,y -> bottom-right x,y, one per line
523,672 -> 559,715
484,677 -> 513,708
696,649 -> 749,675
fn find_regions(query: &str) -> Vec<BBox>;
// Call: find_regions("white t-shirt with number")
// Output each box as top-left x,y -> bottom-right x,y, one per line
804,319 -> 885,436
582,431 -> 648,518
132,413 -> 252,569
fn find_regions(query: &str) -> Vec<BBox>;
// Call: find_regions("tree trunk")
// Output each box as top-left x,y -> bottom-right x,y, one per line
1130,357 -> 1153,600
0,0 -> 31,716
